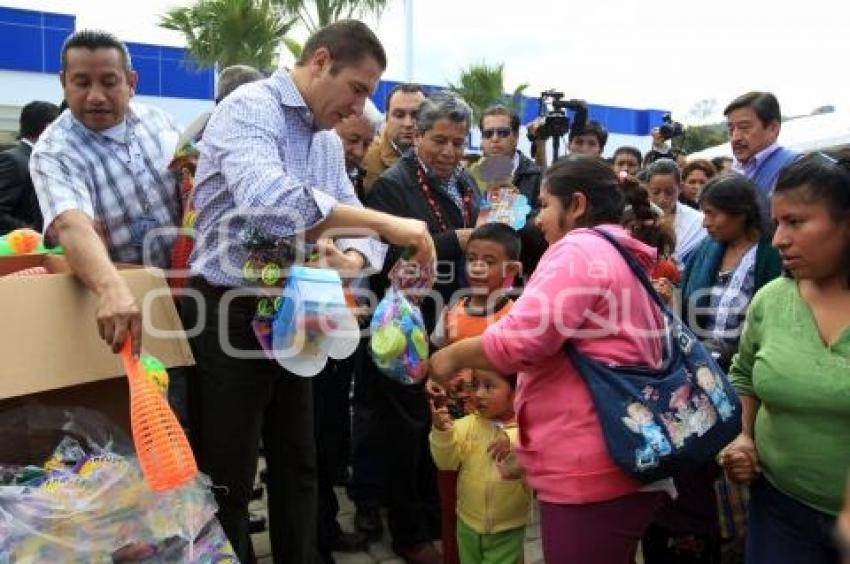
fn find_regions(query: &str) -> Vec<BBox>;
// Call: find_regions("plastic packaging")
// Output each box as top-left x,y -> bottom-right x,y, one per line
268,266 -> 360,377
369,287 -> 429,385
0,405 -> 233,562
479,188 -> 532,230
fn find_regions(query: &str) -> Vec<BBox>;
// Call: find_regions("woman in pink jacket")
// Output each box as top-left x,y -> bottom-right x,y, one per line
429,156 -> 669,563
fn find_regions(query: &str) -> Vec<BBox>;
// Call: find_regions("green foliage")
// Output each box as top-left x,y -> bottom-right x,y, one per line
273,0 -> 391,33
678,123 -> 729,154
159,0 -> 295,72
447,62 -> 528,124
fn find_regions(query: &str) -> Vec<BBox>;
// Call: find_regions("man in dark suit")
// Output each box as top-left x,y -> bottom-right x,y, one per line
0,101 -> 59,234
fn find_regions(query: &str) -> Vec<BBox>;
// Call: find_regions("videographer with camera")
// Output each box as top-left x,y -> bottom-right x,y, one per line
568,120 -> 608,158
527,90 -> 596,166
644,113 -> 685,166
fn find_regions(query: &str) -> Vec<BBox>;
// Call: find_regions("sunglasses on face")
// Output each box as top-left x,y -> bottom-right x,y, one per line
482,127 -> 513,139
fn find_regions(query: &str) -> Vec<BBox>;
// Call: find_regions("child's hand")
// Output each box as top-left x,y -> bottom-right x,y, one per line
426,378 -> 448,408
487,431 -> 511,463
430,398 -> 453,432
496,452 -> 525,480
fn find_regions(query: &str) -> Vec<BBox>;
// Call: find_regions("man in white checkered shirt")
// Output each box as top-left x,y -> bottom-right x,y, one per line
30,29 -> 181,357
181,20 -> 436,564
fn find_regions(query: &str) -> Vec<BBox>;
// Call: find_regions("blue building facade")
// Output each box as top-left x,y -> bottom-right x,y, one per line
0,4 -> 666,154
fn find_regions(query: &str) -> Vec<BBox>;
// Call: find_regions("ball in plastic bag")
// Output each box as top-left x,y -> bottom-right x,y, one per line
369,289 -> 429,385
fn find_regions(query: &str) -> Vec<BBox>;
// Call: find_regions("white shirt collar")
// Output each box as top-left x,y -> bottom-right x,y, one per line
99,119 -> 129,144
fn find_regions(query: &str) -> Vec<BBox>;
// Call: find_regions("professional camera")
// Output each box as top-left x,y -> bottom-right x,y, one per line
658,113 -> 685,141
531,90 -> 588,159
534,90 -> 588,141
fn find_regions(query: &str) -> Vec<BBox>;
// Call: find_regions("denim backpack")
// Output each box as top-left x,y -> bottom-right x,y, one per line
564,228 -> 742,483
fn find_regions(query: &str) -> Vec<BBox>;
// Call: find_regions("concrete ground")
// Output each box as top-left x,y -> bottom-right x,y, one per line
251,482 -> 545,564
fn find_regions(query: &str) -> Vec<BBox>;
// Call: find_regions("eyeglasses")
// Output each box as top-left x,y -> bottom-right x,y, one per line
482,127 -> 513,139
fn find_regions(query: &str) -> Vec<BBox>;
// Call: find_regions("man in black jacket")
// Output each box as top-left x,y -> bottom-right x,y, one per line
0,101 -> 59,234
356,91 -> 480,564
469,104 -> 546,278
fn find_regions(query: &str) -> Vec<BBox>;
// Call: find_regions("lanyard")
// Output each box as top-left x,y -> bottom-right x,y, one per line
415,164 -> 472,231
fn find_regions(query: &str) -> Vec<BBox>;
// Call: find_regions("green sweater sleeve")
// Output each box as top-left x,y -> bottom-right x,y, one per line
728,284 -> 766,397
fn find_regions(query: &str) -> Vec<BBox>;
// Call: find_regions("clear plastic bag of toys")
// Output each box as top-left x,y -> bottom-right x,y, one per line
369,286 -> 430,386
0,404 -> 234,563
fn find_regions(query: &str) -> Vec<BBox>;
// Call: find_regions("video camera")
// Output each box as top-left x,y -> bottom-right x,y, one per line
531,90 -> 588,159
658,113 -> 685,141
534,90 -> 588,141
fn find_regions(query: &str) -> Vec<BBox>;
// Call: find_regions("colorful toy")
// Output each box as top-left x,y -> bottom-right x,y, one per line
270,266 -> 360,377
0,228 -> 64,257
480,188 -> 532,230
0,428 -> 232,562
140,355 -> 169,395
369,287 -> 429,385
121,340 -> 197,492
475,154 -> 532,230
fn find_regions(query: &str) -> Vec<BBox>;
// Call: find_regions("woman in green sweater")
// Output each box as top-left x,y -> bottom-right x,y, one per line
722,151 -> 850,563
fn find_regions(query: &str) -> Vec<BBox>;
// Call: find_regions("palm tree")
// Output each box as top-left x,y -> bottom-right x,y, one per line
273,0 -> 391,34
448,62 -> 528,124
160,0 -> 296,73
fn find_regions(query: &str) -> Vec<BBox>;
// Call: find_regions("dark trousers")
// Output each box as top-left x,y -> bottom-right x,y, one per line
183,279 -> 319,564
643,462 -> 721,563
315,346 -> 360,560
746,477 -> 839,564
350,353 -> 438,550
348,347 -> 388,510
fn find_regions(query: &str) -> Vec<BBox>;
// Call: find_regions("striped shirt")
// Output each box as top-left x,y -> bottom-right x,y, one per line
189,70 -> 386,287
30,103 -> 182,268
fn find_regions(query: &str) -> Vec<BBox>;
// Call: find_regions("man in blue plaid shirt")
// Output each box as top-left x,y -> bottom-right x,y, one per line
181,20 -> 434,564
31,30 -> 182,357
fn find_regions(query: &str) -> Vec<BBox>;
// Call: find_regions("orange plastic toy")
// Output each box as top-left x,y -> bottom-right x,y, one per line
120,339 -> 198,491
5,228 -> 41,254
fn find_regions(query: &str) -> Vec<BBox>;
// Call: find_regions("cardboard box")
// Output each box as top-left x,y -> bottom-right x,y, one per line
0,255 -> 194,430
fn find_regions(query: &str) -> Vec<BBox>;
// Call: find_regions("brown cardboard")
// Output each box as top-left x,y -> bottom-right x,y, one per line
0,256 -> 194,400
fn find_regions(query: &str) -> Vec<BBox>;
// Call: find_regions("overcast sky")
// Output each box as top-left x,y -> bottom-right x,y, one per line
8,0 -> 849,123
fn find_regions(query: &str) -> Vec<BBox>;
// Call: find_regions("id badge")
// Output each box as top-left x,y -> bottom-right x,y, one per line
129,216 -> 159,247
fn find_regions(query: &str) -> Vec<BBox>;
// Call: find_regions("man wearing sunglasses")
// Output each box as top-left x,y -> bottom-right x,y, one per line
470,105 -> 547,276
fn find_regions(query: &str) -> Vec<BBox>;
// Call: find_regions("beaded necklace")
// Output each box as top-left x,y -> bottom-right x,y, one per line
415,163 -> 472,231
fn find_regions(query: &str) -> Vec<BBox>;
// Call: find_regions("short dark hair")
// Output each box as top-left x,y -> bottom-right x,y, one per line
711,156 -> 732,171
682,159 -> 717,183
19,101 -> 59,140
723,91 -> 781,127
698,174 -> 763,235
296,20 -> 386,74
467,223 -> 521,261
385,83 -> 425,112
479,105 -> 520,134
568,119 -> 608,149
61,29 -> 132,73
646,158 -> 682,184
543,155 -> 625,225
612,146 -> 642,164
